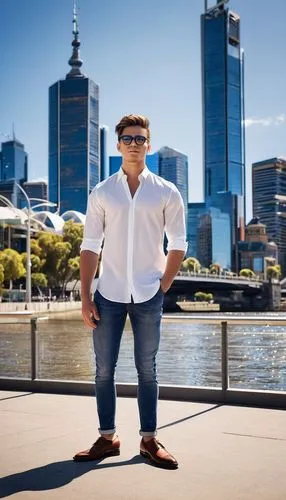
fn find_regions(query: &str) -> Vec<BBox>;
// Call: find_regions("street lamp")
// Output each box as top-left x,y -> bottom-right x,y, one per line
15,183 -> 57,304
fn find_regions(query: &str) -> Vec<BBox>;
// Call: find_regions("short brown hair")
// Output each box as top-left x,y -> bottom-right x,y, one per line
115,114 -> 150,141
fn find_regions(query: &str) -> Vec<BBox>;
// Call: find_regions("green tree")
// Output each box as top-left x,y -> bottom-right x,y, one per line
181,257 -> 201,273
209,263 -> 222,275
267,265 -> 281,280
194,291 -> 208,301
31,273 -> 48,287
0,263 -> 4,292
62,220 -> 84,258
0,249 -> 26,289
239,268 -> 256,278
21,252 -> 43,273
36,232 -> 63,287
30,239 -> 42,257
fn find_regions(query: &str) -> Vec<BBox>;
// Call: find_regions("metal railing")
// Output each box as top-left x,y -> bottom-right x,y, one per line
0,314 -> 285,409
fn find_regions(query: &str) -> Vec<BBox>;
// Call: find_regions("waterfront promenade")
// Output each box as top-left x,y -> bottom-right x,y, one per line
1,390 -> 286,500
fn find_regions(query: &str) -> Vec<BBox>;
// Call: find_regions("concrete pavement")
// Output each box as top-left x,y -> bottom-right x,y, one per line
0,391 -> 286,499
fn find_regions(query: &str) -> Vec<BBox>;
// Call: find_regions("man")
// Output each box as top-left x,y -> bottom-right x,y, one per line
74,114 -> 187,469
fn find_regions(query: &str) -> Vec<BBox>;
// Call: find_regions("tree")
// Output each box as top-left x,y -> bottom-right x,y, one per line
21,252 -> 43,273
31,273 -> 48,287
239,268 -> 256,278
36,232 -> 63,287
62,220 -> 84,258
209,263 -> 222,275
0,263 -> 4,292
181,257 -> 201,273
267,265 -> 281,280
194,291 -> 208,301
0,249 -> 26,289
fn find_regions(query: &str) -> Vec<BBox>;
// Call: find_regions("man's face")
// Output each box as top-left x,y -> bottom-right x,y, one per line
117,126 -> 151,163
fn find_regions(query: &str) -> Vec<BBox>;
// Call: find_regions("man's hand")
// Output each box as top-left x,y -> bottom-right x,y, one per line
81,297 -> 100,329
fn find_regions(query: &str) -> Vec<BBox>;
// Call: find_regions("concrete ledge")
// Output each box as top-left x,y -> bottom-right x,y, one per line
1,378 -> 285,410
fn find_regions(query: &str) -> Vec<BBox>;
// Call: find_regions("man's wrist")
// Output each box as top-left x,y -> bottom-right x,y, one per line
81,292 -> 92,303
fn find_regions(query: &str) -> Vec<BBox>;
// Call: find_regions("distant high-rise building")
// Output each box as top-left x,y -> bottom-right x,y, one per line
187,202 -> 206,258
238,217 -> 278,279
0,139 -> 28,184
252,157 -> 286,275
158,147 -> 189,220
202,0 -> 245,201
0,137 -> 28,208
197,193 -> 236,269
23,180 -> 48,210
100,126 -> 109,180
48,4 -> 99,214
200,0 -> 245,270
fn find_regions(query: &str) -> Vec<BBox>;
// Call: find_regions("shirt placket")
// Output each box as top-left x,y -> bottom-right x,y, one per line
122,177 -> 142,300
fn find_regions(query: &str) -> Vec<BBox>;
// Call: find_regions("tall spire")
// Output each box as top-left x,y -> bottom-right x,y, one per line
66,0 -> 85,79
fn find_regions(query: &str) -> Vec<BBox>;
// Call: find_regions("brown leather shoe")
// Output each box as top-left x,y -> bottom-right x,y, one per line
73,436 -> 120,462
140,438 -> 178,469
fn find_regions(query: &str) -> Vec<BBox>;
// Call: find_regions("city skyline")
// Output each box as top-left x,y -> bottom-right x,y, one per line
1,0 -> 285,222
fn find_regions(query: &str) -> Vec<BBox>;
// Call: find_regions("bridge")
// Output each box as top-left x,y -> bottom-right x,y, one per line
165,272 -> 280,312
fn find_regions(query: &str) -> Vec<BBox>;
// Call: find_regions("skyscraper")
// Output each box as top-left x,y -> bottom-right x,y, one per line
187,202 -> 206,258
0,137 -> 28,208
252,157 -> 286,275
100,126 -> 109,181
200,0 -> 245,270
158,147 -> 189,220
23,180 -> 48,210
48,3 -> 99,214
0,138 -> 28,184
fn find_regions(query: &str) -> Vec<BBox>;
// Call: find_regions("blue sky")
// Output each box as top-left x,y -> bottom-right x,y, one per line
1,0 -> 285,221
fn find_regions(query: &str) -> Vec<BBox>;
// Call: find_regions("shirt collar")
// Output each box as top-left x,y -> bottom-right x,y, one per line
117,166 -> 150,182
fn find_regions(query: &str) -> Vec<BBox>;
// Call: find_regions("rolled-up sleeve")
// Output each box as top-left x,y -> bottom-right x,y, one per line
80,188 -> 105,254
164,186 -> 188,253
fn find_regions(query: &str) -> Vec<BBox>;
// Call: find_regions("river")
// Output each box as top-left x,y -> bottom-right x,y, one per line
0,313 -> 285,391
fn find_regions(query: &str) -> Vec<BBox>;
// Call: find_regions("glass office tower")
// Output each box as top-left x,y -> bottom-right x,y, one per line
0,138 -> 28,208
201,0 -> 245,270
252,157 -> 286,275
187,202 -> 206,258
48,6 -> 99,214
0,139 -> 27,184
100,126 -> 109,180
202,0 -> 245,199
158,147 -> 188,221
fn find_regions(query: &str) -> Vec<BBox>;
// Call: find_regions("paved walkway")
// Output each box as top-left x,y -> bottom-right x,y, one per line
0,391 -> 286,499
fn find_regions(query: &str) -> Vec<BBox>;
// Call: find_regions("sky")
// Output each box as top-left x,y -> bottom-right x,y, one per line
1,0 -> 285,222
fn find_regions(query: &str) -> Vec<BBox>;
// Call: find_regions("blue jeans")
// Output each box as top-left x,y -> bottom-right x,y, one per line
92,287 -> 164,437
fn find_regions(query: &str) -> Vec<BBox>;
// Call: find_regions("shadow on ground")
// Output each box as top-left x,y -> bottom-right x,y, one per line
0,455 -> 145,498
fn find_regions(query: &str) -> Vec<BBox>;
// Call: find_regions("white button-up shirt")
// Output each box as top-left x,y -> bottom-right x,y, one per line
81,167 -> 187,303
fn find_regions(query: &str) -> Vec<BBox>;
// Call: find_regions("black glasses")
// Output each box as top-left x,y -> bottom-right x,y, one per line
118,135 -> 148,146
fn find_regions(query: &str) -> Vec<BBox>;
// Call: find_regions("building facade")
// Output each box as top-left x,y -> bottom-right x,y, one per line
187,202 -> 206,258
0,138 -> 28,208
100,126 -> 109,180
238,217 -> 278,279
0,139 -> 28,185
252,157 -> 286,275
23,181 -> 48,210
48,6 -> 99,214
201,0 -> 245,271
158,147 -> 188,220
